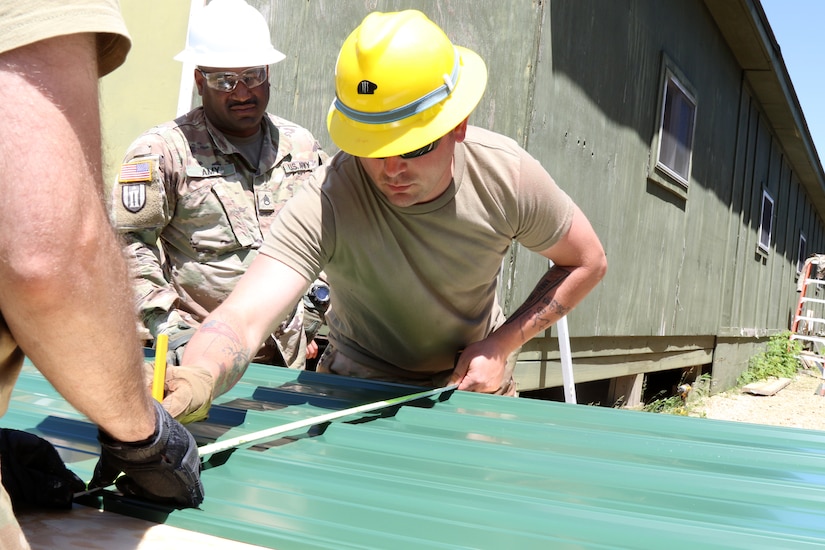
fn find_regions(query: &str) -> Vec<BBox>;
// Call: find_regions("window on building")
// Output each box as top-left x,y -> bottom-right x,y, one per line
656,73 -> 696,186
758,190 -> 774,253
797,232 -> 807,273
647,54 -> 697,200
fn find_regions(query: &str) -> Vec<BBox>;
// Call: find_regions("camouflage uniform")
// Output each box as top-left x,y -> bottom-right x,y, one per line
111,107 -> 326,368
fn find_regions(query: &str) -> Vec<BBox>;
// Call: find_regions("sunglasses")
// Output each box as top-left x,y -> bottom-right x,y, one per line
198,66 -> 268,93
392,138 -> 441,160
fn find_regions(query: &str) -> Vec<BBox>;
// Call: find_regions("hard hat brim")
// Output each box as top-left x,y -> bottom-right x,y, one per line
327,46 -> 488,158
173,47 -> 286,68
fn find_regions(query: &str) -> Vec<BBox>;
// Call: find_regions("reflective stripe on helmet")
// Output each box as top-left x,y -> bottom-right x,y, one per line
332,49 -> 460,125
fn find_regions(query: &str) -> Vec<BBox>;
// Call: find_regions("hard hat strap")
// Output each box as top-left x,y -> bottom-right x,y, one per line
334,49 -> 460,125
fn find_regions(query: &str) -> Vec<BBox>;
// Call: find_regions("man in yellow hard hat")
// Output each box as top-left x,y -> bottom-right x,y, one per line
162,9 -> 607,419
110,0 -> 329,391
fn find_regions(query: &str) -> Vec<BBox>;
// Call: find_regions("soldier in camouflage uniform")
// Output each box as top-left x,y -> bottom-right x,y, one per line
111,0 -> 327,370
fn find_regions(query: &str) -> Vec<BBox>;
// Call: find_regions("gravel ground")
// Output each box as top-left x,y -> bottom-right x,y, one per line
688,369 -> 825,431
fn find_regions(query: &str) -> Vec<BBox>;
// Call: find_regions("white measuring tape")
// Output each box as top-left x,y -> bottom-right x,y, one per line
198,384 -> 459,458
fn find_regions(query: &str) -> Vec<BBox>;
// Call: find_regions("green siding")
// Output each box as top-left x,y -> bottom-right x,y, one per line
97,0 -> 825,391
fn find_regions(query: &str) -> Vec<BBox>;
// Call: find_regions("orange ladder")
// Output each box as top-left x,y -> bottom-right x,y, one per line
791,255 -> 825,395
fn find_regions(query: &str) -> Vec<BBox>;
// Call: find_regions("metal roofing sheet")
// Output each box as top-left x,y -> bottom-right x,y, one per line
6,360 -> 825,549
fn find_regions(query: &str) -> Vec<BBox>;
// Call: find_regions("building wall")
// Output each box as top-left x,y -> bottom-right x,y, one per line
100,0 -> 190,187
99,0 -> 825,395
512,0 -> 825,392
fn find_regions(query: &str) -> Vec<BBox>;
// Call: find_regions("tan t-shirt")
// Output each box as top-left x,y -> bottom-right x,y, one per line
0,0 -> 130,76
261,126 -> 574,379
0,0 -> 130,416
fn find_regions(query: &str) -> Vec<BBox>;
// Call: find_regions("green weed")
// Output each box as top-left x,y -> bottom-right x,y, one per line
642,393 -> 689,415
737,331 -> 802,386
642,372 -> 711,416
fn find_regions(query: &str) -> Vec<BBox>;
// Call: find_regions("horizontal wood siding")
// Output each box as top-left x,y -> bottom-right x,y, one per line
106,0 -> 825,390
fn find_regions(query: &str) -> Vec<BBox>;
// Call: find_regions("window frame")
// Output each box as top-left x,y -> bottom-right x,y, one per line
797,231 -> 807,274
757,189 -> 774,255
647,54 -> 698,200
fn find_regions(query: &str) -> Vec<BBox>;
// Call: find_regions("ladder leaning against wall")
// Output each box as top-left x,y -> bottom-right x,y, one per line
791,254 -> 825,395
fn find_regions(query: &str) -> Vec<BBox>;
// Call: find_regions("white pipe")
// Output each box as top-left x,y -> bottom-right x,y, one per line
546,259 -> 576,403
557,315 -> 577,404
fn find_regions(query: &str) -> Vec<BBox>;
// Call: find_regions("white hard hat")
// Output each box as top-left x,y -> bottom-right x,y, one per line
174,0 -> 286,67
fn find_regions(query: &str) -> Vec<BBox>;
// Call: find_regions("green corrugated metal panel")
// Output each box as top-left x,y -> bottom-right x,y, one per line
6,360 -> 825,549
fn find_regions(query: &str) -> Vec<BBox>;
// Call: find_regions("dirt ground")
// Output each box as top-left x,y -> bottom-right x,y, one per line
688,368 -> 825,431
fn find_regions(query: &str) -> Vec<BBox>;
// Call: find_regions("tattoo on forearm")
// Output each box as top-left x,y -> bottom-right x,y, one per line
504,266 -> 572,338
537,297 -> 571,325
505,266 -> 571,322
199,320 -> 251,395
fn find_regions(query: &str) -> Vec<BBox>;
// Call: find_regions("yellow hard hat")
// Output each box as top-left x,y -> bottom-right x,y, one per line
327,10 -> 487,158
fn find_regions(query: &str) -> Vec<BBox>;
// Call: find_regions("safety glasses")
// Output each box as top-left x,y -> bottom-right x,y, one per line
198,66 -> 268,93
398,138 -> 441,159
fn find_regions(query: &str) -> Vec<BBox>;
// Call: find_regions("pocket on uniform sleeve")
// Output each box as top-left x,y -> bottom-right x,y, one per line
112,156 -> 169,230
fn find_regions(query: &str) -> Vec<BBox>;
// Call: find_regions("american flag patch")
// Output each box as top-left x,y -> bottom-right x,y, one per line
119,160 -> 152,183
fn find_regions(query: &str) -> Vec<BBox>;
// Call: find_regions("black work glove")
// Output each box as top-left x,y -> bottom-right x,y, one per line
89,400 -> 204,508
0,429 -> 85,511
142,362 -> 214,424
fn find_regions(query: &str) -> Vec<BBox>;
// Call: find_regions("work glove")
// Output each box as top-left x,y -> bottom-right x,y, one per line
89,400 -> 204,508
144,363 -> 215,424
0,429 -> 85,511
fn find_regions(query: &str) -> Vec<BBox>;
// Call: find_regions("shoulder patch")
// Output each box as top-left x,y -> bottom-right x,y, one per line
119,159 -> 153,183
111,154 -> 168,229
121,183 -> 146,213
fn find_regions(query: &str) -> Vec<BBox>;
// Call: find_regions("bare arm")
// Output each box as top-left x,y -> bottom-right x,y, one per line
502,204 -> 607,341
0,34 -> 155,442
450,204 -> 607,392
181,253 -> 310,396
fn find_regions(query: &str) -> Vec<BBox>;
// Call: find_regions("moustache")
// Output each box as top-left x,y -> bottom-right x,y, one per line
228,99 -> 258,109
